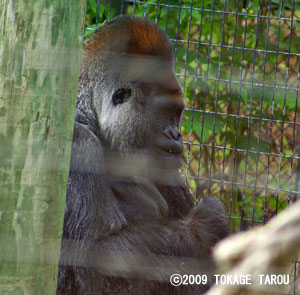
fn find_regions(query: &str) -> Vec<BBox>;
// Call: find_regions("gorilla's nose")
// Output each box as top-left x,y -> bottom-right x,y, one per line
164,126 -> 182,142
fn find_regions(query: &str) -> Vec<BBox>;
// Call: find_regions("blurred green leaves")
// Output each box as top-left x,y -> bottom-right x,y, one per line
84,0 -> 300,223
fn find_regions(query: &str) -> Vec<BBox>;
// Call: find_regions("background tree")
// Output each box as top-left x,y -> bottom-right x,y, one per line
0,1 -> 86,294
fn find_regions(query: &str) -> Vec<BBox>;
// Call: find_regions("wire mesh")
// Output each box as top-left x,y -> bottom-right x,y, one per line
84,1 -> 300,293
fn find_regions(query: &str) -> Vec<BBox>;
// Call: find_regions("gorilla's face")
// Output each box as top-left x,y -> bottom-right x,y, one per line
98,54 -> 184,168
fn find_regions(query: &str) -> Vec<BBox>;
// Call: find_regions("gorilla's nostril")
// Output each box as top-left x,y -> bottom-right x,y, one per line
165,126 -> 182,142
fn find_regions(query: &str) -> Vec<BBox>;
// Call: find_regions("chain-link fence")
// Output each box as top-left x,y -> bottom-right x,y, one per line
84,1 -> 300,293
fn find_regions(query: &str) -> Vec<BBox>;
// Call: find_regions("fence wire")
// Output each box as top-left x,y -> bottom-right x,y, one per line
84,1 -> 300,293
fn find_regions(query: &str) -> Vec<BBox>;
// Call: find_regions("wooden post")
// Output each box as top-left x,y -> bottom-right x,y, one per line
0,0 -> 86,293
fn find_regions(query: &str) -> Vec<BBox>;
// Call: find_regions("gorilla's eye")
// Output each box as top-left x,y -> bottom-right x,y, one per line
112,88 -> 132,106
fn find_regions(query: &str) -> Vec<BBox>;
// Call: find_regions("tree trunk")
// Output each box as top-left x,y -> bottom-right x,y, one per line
0,1 -> 86,294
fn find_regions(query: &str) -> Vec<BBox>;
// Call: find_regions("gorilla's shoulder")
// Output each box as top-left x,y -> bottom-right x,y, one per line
69,122 -> 104,174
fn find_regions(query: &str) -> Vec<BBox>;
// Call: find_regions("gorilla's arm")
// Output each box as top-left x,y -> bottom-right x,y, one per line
62,122 -> 125,241
98,196 -> 228,261
156,183 -> 195,219
58,123 -> 227,293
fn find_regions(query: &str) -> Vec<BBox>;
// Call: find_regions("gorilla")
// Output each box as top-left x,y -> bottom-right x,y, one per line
57,16 -> 228,295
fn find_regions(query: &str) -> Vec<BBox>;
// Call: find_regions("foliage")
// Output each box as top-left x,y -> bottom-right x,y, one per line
85,0 -> 300,231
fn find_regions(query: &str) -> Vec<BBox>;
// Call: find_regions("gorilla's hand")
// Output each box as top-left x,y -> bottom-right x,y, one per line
188,197 -> 229,248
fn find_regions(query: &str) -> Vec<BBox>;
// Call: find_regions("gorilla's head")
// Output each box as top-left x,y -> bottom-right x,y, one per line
77,16 -> 185,169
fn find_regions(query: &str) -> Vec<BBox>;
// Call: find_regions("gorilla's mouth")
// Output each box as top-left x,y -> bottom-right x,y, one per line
157,136 -> 183,156
157,149 -> 182,169
153,136 -> 183,169
161,145 -> 183,157
161,125 -> 183,156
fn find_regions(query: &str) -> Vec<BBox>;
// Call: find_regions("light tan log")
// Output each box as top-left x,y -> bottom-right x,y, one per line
206,200 -> 300,295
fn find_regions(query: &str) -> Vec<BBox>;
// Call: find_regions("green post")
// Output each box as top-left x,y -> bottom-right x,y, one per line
0,1 -> 86,294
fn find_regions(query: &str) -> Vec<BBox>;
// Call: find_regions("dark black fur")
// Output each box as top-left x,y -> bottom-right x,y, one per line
57,16 -> 228,295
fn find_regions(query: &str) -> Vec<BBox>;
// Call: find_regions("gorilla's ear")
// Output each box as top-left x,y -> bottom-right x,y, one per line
69,122 -> 104,174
